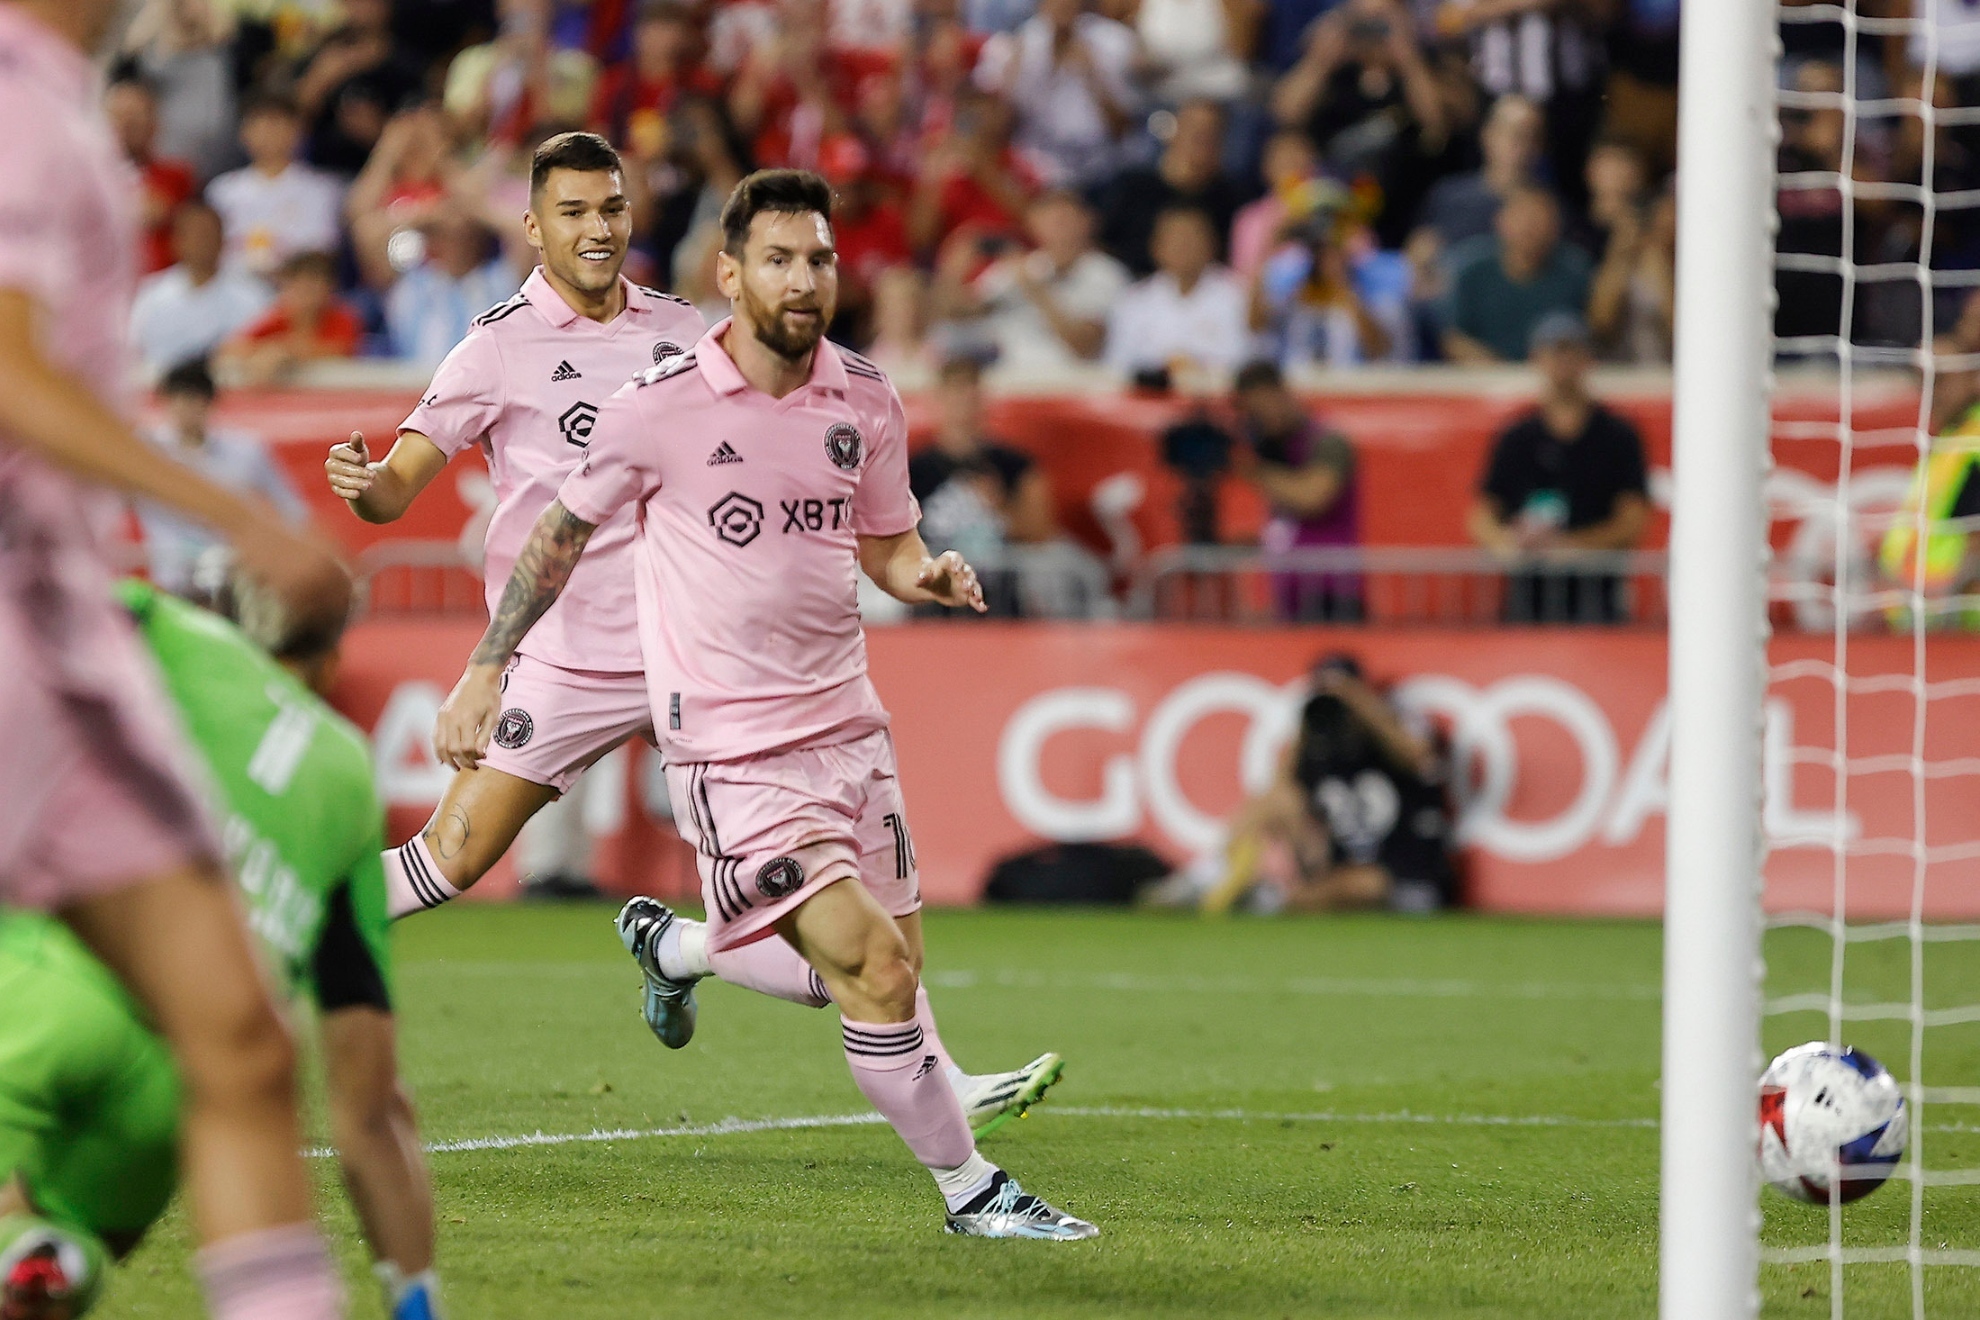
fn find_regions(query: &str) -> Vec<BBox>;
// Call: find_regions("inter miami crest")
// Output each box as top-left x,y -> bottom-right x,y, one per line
493,708 -> 534,749
652,340 -> 682,364
756,856 -> 805,899
824,422 -> 862,471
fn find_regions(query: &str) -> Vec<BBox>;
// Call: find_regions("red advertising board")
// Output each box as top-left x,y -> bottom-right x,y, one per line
212,380 -> 1922,566
334,620 -> 1980,921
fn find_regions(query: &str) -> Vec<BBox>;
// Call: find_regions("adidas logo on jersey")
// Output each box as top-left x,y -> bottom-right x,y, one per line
550,360 -> 582,382
707,442 -> 743,466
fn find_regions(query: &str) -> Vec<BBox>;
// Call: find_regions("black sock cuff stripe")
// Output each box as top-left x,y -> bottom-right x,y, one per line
399,842 -> 446,908
841,1021 -> 920,1039
842,1023 -> 925,1057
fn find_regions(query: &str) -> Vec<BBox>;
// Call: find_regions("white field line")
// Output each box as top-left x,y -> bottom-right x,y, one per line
304,1103 -> 1980,1160
304,1104 -> 1665,1159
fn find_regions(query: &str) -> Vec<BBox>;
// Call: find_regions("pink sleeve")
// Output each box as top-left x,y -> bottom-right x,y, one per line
557,382 -> 650,525
400,330 -> 501,457
852,386 -> 921,537
0,94 -> 63,308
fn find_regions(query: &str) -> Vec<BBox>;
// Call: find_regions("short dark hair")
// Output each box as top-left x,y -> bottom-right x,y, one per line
276,250 -> 339,282
107,69 -> 157,97
239,90 -> 300,121
159,357 -> 216,400
719,169 -> 834,256
1233,359 -> 1283,394
530,132 -> 624,200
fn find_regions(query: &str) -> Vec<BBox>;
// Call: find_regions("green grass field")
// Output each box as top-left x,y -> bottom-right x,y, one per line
94,906 -> 1980,1318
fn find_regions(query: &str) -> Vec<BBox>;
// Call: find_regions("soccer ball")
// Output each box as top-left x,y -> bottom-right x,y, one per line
1758,1042 -> 1908,1204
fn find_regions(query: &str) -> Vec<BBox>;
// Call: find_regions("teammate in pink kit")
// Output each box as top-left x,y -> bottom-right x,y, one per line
0,0 -> 353,1313
435,170 -> 1097,1238
327,136 -> 1062,1137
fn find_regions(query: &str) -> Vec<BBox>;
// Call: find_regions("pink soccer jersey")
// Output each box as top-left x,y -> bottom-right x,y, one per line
0,5 -> 220,897
402,267 -> 705,673
558,322 -> 921,763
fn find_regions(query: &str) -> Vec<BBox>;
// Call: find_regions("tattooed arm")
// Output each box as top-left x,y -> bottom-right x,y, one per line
433,501 -> 598,770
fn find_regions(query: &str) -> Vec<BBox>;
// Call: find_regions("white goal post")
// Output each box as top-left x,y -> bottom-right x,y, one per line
1662,0 -> 1777,1314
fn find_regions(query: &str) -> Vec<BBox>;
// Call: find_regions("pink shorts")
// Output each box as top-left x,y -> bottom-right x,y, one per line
666,728 -> 920,952
482,653 -> 655,793
0,587 -> 218,909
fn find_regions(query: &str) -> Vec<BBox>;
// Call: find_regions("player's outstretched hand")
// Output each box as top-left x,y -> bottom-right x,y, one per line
325,431 -> 376,502
232,519 -> 354,644
918,549 -> 987,613
435,663 -> 504,771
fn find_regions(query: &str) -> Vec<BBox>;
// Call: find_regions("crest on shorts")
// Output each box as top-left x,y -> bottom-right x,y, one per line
493,708 -> 534,749
653,340 -> 682,364
756,856 -> 805,899
824,422 -> 862,471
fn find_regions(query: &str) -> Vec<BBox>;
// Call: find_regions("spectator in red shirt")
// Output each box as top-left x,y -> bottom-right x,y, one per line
346,104 -> 462,290
216,251 -> 364,385
852,66 -> 923,191
818,133 -> 913,342
587,0 -> 722,154
908,90 -> 1038,257
727,0 -> 854,167
105,72 -> 197,276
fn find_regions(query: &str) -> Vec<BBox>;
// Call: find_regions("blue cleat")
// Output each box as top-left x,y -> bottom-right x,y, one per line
614,897 -> 701,1049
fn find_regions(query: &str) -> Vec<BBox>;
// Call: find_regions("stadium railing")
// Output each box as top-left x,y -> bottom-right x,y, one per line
1127,545 -> 1672,626
352,535 -> 1980,633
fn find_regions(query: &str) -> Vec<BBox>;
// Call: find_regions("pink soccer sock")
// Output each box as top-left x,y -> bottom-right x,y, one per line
382,834 -> 458,919
196,1224 -> 343,1320
914,986 -> 959,1075
708,938 -> 831,1008
840,1017 -> 976,1170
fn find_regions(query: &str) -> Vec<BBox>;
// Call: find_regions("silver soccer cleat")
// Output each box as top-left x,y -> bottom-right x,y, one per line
955,1052 -> 1065,1139
944,1173 -> 1099,1240
614,897 -> 700,1049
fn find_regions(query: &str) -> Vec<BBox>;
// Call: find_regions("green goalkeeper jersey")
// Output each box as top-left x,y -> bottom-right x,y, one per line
114,579 -> 391,1000
0,587 -> 391,1247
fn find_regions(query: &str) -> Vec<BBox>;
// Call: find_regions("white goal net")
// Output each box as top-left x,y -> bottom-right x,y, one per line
1668,2 -> 1980,1315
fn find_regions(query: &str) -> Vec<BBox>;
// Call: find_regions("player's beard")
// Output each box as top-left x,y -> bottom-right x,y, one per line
740,283 -> 828,361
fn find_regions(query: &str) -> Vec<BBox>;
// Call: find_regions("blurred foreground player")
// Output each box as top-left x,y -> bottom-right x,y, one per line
1,582 -> 443,1320
325,135 -> 1060,1137
435,170 -> 1097,1238
0,0 -> 351,1315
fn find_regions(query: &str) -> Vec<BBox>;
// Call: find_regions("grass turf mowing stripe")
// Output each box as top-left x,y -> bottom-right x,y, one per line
432,960 -> 1664,1001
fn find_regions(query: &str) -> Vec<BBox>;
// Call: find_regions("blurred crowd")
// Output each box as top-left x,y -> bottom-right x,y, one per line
111,0 -> 1709,386
114,0 -> 1980,629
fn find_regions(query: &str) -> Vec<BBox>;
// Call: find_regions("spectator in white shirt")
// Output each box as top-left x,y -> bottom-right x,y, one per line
975,0 -> 1140,188
206,92 -> 346,279
138,359 -> 311,598
934,189 -> 1129,374
130,198 -> 273,375
1106,205 -> 1251,381
386,213 -> 519,370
